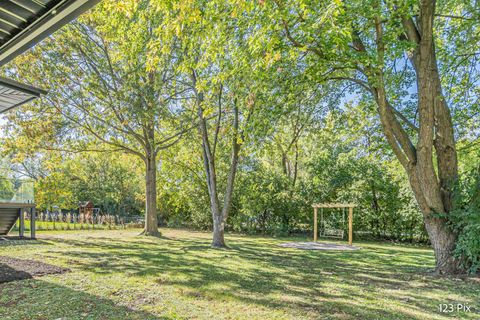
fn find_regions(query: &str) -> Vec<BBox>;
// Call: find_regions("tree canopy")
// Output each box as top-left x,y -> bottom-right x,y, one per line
1,0 -> 479,274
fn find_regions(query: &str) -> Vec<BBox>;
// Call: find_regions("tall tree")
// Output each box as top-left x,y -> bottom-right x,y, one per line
260,0 -> 480,273
5,0 -> 187,236
149,0 -> 279,247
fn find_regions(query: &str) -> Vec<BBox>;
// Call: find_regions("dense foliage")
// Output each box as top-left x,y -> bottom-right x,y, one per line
0,0 -> 478,272
2,102 -> 428,241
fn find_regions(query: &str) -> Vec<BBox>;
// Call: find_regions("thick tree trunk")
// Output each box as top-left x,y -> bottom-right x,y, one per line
362,1 -> 464,274
143,152 -> 160,237
424,215 -> 459,274
400,153 -> 461,273
415,0 -> 460,274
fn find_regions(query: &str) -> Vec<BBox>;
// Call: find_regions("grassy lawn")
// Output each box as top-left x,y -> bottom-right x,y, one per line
0,229 -> 478,320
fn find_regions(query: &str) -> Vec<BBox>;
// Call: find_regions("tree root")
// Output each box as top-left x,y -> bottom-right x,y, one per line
139,229 -> 162,237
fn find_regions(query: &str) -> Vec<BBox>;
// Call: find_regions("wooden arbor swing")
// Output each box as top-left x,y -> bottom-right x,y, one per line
312,203 -> 355,246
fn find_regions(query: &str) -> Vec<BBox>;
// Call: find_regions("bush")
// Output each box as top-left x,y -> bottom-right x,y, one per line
453,208 -> 480,274
451,162 -> 480,274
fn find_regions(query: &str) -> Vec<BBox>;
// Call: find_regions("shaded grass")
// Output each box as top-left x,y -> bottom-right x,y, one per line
0,229 -> 479,319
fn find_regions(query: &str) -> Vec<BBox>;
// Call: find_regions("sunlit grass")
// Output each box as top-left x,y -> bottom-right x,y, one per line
0,229 -> 478,319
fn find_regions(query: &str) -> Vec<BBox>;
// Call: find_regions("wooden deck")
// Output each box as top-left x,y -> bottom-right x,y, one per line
0,202 -> 36,208
0,203 -> 36,238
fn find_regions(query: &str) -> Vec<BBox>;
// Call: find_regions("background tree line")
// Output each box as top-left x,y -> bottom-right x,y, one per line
0,0 -> 479,274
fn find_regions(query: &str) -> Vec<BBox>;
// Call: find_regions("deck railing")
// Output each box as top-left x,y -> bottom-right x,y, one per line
0,178 -> 34,204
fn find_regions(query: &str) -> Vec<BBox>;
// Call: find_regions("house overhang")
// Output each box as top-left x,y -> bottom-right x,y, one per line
0,0 -> 100,113
0,0 -> 101,67
0,76 -> 48,113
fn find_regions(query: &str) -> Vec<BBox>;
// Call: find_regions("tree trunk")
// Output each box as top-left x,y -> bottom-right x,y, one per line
195,87 -> 226,248
212,214 -> 226,248
397,152 -> 460,273
415,1 -> 460,274
366,2 -> 463,274
206,109 -> 240,248
292,143 -> 299,187
193,76 -> 243,248
424,215 -> 459,274
198,105 -> 226,248
143,151 -> 160,237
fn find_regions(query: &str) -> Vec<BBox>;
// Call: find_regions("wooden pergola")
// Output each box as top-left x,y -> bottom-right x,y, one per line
312,203 -> 356,246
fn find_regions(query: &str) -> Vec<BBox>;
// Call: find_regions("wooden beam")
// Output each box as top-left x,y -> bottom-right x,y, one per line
348,206 -> 353,246
314,206 -> 318,242
0,202 -> 36,209
312,203 -> 356,208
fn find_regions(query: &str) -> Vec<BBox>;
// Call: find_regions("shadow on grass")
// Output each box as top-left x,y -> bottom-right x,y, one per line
0,279 -> 162,320
0,263 -> 33,283
0,239 -> 51,247
33,233 -> 480,319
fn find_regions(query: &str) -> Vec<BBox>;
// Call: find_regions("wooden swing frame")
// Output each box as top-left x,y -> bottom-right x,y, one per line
312,203 -> 355,246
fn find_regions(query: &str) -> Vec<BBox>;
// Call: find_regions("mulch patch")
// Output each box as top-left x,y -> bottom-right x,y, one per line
0,256 -> 69,284
279,242 -> 361,251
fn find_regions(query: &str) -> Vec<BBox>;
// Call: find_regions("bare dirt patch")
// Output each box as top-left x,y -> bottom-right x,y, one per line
279,242 -> 361,251
0,256 -> 69,284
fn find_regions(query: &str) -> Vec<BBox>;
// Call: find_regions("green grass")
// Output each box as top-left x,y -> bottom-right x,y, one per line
0,229 -> 479,319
